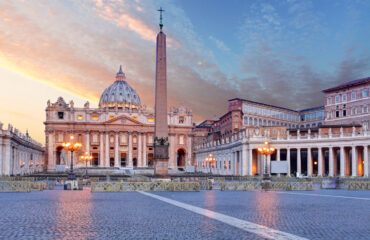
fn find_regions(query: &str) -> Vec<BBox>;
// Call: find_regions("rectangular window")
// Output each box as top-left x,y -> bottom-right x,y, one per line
336,111 -> 339,118
327,97 -> 331,104
179,135 -> 184,145
364,106 -> 368,113
58,133 -> 63,142
343,110 -> 346,117
352,92 -> 356,100
362,89 -> 368,97
342,94 -> 347,102
92,115 -> 99,120
93,134 -> 98,143
352,108 -> 356,115
335,96 -> 340,103
57,112 -> 64,119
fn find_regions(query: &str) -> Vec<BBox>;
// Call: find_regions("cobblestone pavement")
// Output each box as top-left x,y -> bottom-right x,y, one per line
0,189 -> 368,240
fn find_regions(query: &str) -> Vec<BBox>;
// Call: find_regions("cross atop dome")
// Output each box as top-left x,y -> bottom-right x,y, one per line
116,65 -> 126,81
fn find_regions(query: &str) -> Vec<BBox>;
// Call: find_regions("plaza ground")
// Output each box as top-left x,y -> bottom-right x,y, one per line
0,189 -> 369,239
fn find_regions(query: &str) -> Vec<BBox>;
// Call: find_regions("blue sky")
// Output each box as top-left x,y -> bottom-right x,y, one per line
0,0 -> 369,143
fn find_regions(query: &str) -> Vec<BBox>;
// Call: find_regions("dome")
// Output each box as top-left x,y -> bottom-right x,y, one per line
99,66 -> 142,109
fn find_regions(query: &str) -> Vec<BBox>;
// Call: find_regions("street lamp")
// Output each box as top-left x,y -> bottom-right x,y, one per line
80,152 -> 93,179
205,153 -> 216,174
62,135 -> 82,180
257,141 -> 276,180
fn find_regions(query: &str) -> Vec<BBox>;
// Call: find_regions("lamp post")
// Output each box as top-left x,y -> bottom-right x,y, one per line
80,152 -> 93,179
257,141 -> 276,180
205,153 -> 216,175
62,135 -> 82,180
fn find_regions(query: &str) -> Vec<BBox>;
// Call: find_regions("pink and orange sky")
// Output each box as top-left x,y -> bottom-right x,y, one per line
1,0 -> 369,144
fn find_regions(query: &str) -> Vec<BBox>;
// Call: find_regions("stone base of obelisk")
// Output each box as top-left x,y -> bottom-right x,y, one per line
154,145 -> 169,176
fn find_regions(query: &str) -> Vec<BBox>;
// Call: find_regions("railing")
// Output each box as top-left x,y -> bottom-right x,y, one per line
90,181 -> 201,192
0,181 -> 46,192
220,181 -> 313,191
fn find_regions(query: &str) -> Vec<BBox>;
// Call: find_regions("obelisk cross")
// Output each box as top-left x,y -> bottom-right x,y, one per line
158,7 -> 165,30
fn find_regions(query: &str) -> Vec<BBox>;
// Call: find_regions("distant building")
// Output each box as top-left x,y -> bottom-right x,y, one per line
323,76 -> 370,128
45,67 -> 193,172
0,123 -> 44,176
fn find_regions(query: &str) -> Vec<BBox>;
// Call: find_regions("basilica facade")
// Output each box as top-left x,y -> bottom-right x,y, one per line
44,67 -> 193,172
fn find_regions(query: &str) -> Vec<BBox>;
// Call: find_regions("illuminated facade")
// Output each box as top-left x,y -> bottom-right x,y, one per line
45,67 -> 193,172
324,76 -> 370,128
194,77 -> 370,177
0,123 -> 44,176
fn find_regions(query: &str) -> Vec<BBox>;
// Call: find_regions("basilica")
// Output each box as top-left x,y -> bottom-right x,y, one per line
44,66 -> 193,172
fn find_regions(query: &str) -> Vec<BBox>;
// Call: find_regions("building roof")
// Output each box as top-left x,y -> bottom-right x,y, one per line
322,76 -> 370,93
299,106 -> 325,113
228,98 -> 298,113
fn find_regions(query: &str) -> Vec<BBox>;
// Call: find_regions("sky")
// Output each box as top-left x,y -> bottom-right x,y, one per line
0,0 -> 370,144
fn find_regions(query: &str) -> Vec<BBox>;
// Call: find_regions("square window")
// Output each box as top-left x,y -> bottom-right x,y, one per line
77,115 -> 82,120
58,112 -> 64,119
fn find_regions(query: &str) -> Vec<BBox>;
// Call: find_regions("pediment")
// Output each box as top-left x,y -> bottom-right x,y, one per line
105,115 -> 144,126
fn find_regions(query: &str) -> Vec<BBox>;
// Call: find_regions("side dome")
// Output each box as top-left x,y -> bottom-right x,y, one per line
99,66 -> 142,109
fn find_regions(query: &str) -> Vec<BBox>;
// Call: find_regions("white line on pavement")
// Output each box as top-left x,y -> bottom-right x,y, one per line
138,191 -> 308,240
274,191 -> 370,201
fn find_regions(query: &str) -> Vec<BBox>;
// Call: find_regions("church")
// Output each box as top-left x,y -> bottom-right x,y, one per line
44,66 -> 193,173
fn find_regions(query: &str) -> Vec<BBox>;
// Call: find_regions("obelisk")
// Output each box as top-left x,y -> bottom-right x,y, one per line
154,7 -> 169,176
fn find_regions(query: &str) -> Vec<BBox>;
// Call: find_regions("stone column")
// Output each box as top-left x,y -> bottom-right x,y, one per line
105,132 -> 110,167
340,146 -> 345,177
364,145 -> 368,177
352,146 -> 357,177
297,148 -> 301,176
114,131 -> 119,167
143,133 -> 147,167
329,147 -> 334,177
128,132 -> 133,167
287,148 -> 291,177
86,131 -> 91,167
99,131 -> 104,167
242,144 -> 248,176
187,134 -> 192,166
247,147 -> 253,176
47,131 -> 55,171
277,148 -> 281,177
138,134 -> 142,167
168,134 -> 175,169
0,138 -> 3,175
318,147 -> 323,177
307,148 -> 312,177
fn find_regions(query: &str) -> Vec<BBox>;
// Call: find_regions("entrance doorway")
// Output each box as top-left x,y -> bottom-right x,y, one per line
148,153 -> 154,166
121,153 -> 126,167
177,149 -> 186,166
92,153 -> 99,166
56,146 -> 66,165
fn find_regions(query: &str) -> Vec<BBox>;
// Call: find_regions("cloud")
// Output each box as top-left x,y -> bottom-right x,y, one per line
208,36 -> 230,52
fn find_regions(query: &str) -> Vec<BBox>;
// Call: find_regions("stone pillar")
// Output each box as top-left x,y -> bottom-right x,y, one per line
364,145 -> 368,177
242,144 -> 248,176
168,134 -> 175,169
318,147 -> 323,176
248,147 -> 253,176
329,147 -> 334,177
287,148 -> 291,177
138,134 -> 142,167
277,148 -> 281,177
99,131 -> 104,167
143,133 -> 147,167
340,146 -> 345,177
187,134 -> 192,166
128,132 -> 133,167
352,146 -> 357,177
297,148 -> 301,176
47,131 -> 55,171
307,148 -> 312,177
86,131 -> 91,167
105,132 -> 109,167
0,138 -> 3,175
114,132 -> 119,167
